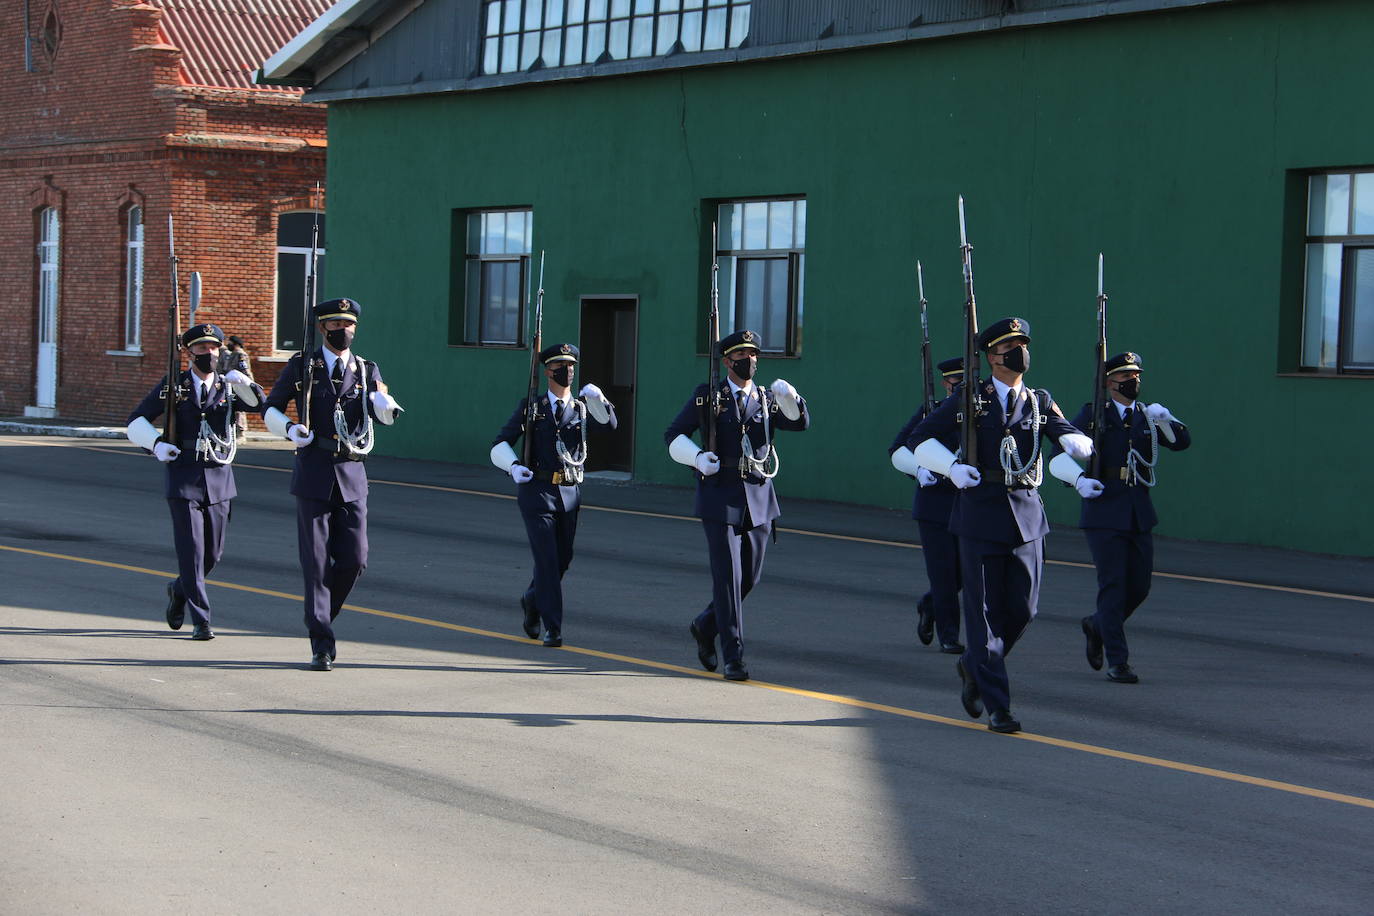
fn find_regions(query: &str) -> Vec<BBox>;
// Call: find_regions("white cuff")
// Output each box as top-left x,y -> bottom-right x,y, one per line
1049,452 -> 1085,486
230,381 -> 261,408
890,446 -> 921,476
490,440 -> 520,472
264,406 -> 293,439
126,415 -> 161,451
912,438 -> 957,477
668,434 -> 701,467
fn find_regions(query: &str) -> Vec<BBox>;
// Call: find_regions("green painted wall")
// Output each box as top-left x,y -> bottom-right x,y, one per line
322,0 -> 1374,557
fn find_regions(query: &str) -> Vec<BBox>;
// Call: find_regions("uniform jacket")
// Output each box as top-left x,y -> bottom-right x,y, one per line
889,399 -> 959,524
663,381 -> 810,528
128,371 -> 255,503
264,349 -> 386,502
493,393 -> 614,515
1068,401 -> 1191,533
909,378 -> 1082,545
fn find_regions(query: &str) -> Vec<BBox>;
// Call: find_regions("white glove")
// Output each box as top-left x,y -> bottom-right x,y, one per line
370,390 -> 403,425
770,378 -> 802,420
916,467 -> 940,487
1145,403 -> 1175,424
223,369 -> 251,386
1075,476 -> 1105,499
948,463 -> 982,489
153,441 -> 181,463
1059,433 -> 1094,461
286,423 -> 315,447
510,463 -> 533,484
578,383 -> 605,402
695,451 -> 721,476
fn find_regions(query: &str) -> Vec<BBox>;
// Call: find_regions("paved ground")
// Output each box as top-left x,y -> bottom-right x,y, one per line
1,434 -> 1371,914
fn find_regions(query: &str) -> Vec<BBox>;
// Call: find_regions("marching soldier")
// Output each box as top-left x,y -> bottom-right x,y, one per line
908,318 -> 1093,732
1048,351 -> 1191,683
262,298 -> 403,671
664,329 -> 810,681
889,356 -> 966,654
490,343 -> 617,647
126,323 -> 264,640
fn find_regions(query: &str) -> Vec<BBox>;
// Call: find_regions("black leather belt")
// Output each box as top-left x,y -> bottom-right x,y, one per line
310,434 -> 366,462
532,469 -> 575,485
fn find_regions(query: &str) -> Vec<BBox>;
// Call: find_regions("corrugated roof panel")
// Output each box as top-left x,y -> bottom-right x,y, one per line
153,0 -> 335,89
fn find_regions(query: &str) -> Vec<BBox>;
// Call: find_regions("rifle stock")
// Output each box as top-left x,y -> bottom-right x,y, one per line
957,197 -> 981,464
706,222 -> 721,454
523,251 -> 546,468
1089,253 -> 1108,480
164,214 -> 182,444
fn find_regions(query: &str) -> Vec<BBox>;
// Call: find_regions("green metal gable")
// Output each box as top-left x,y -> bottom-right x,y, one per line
320,0 -> 1374,556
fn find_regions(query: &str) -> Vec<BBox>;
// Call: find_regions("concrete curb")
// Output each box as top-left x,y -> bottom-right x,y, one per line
0,421 -> 126,439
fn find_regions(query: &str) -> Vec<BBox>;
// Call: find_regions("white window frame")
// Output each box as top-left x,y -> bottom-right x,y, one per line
123,206 -> 144,351
274,211 -> 325,353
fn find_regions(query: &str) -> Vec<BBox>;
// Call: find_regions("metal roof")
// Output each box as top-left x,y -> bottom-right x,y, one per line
153,0 -> 335,90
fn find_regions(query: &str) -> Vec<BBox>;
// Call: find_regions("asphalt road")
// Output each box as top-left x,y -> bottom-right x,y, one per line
1,435 -> 1371,915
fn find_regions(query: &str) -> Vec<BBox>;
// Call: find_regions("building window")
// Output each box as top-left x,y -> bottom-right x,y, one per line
461,208 -> 533,346
123,206 -> 144,351
275,211 -> 326,352
1303,171 -> 1374,373
35,206 -> 61,409
715,198 -> 805,356
481,0 -> 750,75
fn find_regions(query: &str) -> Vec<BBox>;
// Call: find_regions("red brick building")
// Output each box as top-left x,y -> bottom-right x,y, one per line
0,0 -> 330,424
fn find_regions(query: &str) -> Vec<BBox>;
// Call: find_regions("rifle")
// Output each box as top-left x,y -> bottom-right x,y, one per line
299,206 -> 322,431
918,259 -> 935,415
522,251 -> 546,468
1089,253 -> 1108,479
957,196 -> 982,464
706,222 -> 722,454
163,214 -> 183,444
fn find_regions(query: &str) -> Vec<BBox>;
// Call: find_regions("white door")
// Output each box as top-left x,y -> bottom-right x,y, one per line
33,207 -> 59,413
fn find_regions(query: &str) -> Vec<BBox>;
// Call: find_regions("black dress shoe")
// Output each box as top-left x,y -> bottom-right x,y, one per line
939,641 -> 965,655
165,580 -> 186,631
956,659 -> 982,719
1081,616 -> 1104,671
723,661 -> 750,681
310,653 -> 332,671
689,621 -> 718,672
520,595 -> 540,639
190,623 -> 215,641
988,709 -> 1021,734
915,593 -> 935,646
1107,663 -> 1139,683
542,630 -> 562,648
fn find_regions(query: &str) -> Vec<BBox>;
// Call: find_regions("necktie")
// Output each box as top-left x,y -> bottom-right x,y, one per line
737,389 -> 748,418
1005,389 -> 1017,424
554,398 -> 565,423
1123,405 -> 1133,428
331,360 -> 343,387
201,383 -> 210,405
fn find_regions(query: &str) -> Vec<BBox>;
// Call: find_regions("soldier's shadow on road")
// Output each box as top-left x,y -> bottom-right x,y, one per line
0,626 -> 173,639
236,708 -> 873,728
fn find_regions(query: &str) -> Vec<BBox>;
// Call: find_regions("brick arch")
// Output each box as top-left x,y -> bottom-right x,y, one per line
29,175 -> 65,213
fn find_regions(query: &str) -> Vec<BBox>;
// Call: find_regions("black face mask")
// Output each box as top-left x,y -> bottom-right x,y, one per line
325,327 -> 354,351
729,356 -> 757,381
550,365 -> 573,387
192,352 -> 216,374
1115,376 -> 1141,400
999,345 -> 1029,374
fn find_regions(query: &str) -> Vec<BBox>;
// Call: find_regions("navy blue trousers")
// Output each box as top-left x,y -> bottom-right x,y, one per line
296,486 -> 368,659
521,505 -> 579,634
167,497 -> 230,628
1085,528 -> 1153,667
916,517 -> 962,645
959,534 -> 1043,715
695,519 -> 770,667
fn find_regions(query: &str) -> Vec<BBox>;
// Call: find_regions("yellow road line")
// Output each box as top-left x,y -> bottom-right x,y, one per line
2,540 -> 1372,812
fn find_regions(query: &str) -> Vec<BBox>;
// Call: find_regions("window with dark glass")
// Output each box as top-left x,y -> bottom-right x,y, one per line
715,198 -> 805,356
1303,171 -> 1374,373
275,212 -> 326,352
462,208 -> 533,346
481,0 -> 750,75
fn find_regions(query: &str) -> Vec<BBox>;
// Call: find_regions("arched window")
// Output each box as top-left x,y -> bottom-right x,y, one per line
123,206 -> 144,351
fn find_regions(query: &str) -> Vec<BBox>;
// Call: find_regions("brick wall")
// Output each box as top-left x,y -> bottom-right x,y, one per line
0,0 -> 326,425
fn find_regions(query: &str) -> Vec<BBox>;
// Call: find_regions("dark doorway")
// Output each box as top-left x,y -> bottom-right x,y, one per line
579,296 -> 637,474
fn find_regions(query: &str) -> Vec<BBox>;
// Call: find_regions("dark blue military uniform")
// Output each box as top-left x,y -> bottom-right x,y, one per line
264,345 -> 387,663
910,375 -> 1081,718
493,381 -> 615,641
664,376 -> 810,672
890,401 -> 962,649
128,358 -> 259,635
1069,398 -> 1191,670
